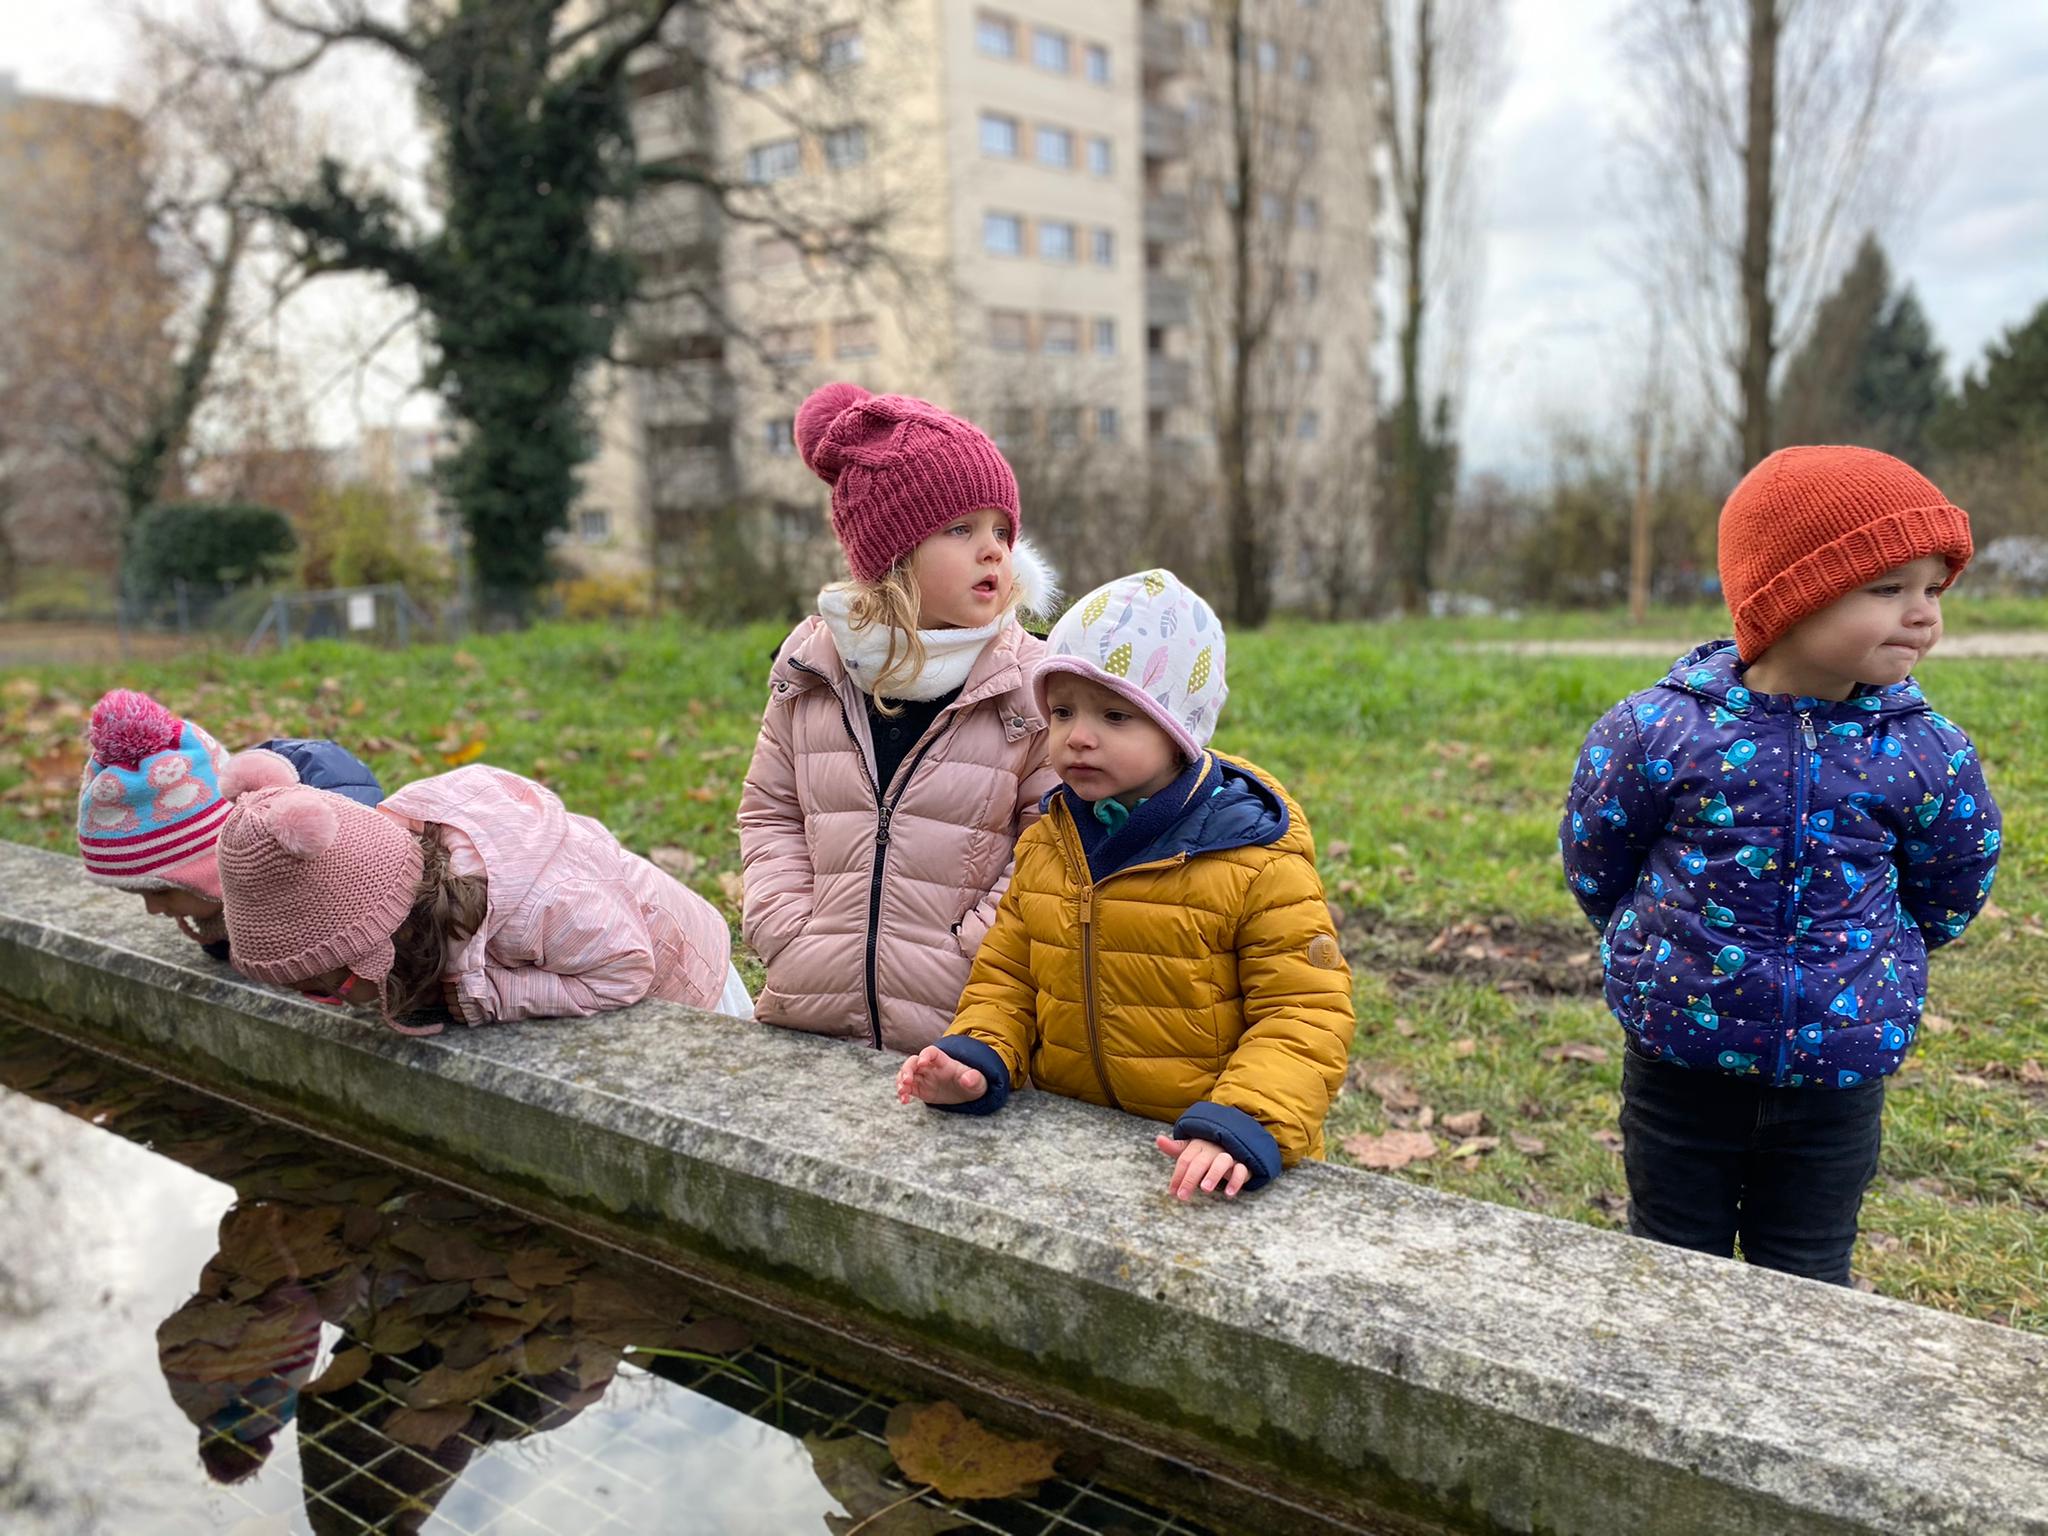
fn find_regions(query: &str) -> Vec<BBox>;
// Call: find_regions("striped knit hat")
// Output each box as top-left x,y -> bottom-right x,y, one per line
795,382 -> 1021,582
76,690 -> 232,898
1720,445 -> 1973,661
216,786 -> 423,1007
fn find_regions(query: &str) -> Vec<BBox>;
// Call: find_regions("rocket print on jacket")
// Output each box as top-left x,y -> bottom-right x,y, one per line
1560,641 -> 2000,1088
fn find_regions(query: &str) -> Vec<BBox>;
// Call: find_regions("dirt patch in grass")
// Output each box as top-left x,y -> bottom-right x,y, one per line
1336,909 -> 1605,996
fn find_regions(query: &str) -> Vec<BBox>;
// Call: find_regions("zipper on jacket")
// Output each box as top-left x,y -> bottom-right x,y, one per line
789,657 -> 959,1051
1057,808 -> 1188,1112
1775,709 -> 1815,1080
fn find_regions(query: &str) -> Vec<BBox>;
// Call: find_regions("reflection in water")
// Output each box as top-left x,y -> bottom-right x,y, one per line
0,1024 -> 1214,1536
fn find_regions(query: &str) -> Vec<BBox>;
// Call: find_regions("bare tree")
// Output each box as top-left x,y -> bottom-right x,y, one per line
1618,0 -> 1947,471
1373,0 -> 1502,615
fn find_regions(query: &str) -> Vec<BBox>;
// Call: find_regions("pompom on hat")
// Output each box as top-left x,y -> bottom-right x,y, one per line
795,381 -> 1021,582
1719,445 -> 1973,662
216,786 -> 424,1024
76,689 -> 234,898
1034,569 -> 1228,762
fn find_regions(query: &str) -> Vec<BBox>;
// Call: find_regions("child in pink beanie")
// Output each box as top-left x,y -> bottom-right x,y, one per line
216,764 -> 750,1032
739,382 -> 1059,1054
76,688 -> 383,963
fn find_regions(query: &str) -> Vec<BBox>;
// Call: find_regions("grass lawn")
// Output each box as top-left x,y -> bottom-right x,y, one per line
3,614 -> 2042,1329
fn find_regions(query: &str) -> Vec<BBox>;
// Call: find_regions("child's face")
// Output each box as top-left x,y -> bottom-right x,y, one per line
141,889 -> 223,922
1045,674 -> 1184,805
909,508 -> 1014,629
1753,555 -> 1949,697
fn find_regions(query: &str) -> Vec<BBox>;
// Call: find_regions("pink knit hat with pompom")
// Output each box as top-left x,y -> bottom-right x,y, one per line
216,786 -> 423,1006
795,381 -> 1020,582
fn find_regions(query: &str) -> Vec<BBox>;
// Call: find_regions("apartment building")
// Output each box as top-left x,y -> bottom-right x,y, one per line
610,0 -> 1376,614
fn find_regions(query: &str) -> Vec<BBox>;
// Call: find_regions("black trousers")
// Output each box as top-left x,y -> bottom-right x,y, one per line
1619,1051 -> 1885,1285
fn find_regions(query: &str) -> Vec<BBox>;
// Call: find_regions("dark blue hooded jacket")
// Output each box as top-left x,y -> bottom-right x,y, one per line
1560,641 -> 1999,1088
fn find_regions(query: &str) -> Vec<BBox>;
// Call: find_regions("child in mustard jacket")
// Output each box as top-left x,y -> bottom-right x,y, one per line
895,570 -> 1355,1199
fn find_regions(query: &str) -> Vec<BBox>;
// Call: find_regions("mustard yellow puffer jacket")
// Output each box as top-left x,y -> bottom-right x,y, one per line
940,753 -> 1354,1177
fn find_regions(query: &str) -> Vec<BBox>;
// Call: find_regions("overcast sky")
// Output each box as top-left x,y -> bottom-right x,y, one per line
8,1 -> 2046,477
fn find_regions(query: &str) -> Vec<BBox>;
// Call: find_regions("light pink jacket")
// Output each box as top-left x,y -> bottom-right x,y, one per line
383,765 -> 730,1024
739,616 -> 1053,1053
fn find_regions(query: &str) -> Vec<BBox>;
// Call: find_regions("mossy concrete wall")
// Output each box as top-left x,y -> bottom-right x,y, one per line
4,841 -> 2044,1536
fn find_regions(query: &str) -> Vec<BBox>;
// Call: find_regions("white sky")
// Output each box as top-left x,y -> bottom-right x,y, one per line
8,0 -> 2046,474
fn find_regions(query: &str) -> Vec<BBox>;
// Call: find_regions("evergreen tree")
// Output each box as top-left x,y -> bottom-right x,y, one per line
1931,299 -> 2048,460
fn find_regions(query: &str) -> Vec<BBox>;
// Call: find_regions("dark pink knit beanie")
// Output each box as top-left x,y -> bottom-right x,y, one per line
794,382 -> 1021,582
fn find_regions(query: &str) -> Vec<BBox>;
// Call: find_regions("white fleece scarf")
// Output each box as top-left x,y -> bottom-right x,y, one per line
819,538 -> 1058,701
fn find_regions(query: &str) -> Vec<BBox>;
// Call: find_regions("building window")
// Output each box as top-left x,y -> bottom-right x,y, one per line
1085,44 -> 1111,84
578,508 -> 611,542
1297,267 -> 1320,299
762,324 -> 816,364
976,14 -> 1015,57
989,310 -> 1032,351
756,236 -> 801,269
1256,38 -> 1279,72
984,211 -> 1025,255
1042,314 -> 1080,354
1038,221 -> 1077,261
765,417 -> 796,456
1093,318 -> 1116,356
1091,227 -> 1115,265
1260,191 -> 1285,224
1296,196 -> 1321,230
824,125 -> 868,169
1296,340 -> 1320,374
1036,126 -> 1074,168
1297,409 -> 1321,440
1297,124 -> 1317,158
833,316 -> 878,358
1087,136 -> 1113,176
1096,406 -> 1120,441
741,53 -> 787,90
820,26 -> 863,71
1049,406 -> 1081,445
992,407 -> 1033,448
1295,49 -> 1316,83
1186,16 -> 1211,48
1033,28 -> 1070,73
746,137 -> 801,184
980,112 -> 1019,157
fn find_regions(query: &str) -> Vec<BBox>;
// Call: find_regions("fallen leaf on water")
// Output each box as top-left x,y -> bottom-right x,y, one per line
806,1435 -> 970,1536
404,1356 -> 509,1409
156,1301 -> 257,1351
884,1401 -> 1061,1502
674,1313 -> 753,1355
504,1249 -> 586,1290
1341,1129 -> 1438,1170
304,1347 -> 373,1396
382,1404 -> 473,1448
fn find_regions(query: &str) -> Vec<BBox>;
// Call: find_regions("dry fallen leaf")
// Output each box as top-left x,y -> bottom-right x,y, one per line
1449,1136 -> 1500,1160
440,737 -> 488,767
382,1404 -> 473,1448
1441,1110 -> 1488,1138
1542,1042 -> 1610,1065
884,1401 -> 1061,1503
1922,1013 -> 1952,1034
304,1347 -> 372,1397
1509,1132 -> 1548,1157
1594,1129 -> 1625,1153
1342,1129 -> 1439,1170
1450,1038 -> 1478,1058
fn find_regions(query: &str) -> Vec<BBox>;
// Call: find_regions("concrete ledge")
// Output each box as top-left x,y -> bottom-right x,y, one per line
3,840 -> 2045,1536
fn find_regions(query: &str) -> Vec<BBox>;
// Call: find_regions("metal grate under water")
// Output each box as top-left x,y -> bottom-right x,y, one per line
0,1017 -> 1219,1536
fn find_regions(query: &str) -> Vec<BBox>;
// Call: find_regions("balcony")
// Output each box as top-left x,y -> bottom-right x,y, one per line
1147,356 -> 1192,410
1146,275 -> 1191,328
1141,11 -> 1185,79
1143,190 -> 1191,244
1142,102 -> 1187,161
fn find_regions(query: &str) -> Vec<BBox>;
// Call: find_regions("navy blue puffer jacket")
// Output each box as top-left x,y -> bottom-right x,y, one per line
1560,642 -> 1999,1088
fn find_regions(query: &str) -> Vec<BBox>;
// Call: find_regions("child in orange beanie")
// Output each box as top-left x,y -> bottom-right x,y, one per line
1560,446 -> 2000,1284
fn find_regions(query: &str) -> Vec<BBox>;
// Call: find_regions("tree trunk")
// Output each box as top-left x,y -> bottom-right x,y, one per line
1222,3 -> 1270,629
1394,0 -> 1434,614
1739,0 -> 1779,470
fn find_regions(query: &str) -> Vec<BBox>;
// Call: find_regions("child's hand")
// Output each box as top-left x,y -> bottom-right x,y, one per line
1155,1134 -> 1251,1200
896,1045 -> 987,1106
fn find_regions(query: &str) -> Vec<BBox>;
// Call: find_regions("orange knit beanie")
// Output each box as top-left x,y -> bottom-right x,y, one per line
1718,445 -> 1973,662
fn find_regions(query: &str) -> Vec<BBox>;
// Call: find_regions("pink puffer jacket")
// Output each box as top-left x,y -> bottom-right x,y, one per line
739,616 -> 1053,1053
